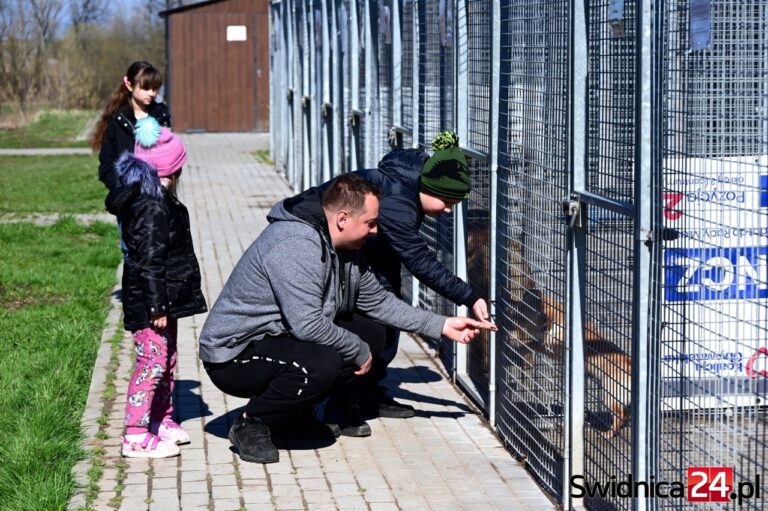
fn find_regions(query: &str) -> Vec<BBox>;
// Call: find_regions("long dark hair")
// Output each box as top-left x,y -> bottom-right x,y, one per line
90,61 -> 163,151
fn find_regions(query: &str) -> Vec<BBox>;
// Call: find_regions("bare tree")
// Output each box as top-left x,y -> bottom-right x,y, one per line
28,0 -> 64,46
0,0 -> 66,109
0,1 -> 36,108
69,0 -> 107,31
0,0 -> 168,110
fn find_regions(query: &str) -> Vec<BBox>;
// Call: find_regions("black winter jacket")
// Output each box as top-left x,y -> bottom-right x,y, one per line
98,101 -> 171,190
105,153 -> 207,332
351,149 -> 482,308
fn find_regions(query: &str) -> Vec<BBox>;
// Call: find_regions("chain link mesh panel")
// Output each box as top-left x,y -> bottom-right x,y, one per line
397,0 -> 415,299
463,0 -> 493,403
270,3 -> 768,508
377,0 -> 393,155
293,1 -> 305,188
417,0 -> 455,147
415,0 -> 457,368
400,0 -> 415,139
340,0 -> 353,174
655,2 -> 768,510
352,0 -> 367,170
495,0 -> 569,500
578,2 -> 638,509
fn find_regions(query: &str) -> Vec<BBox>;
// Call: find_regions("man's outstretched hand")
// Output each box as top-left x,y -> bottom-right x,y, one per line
442,317 -> 497,344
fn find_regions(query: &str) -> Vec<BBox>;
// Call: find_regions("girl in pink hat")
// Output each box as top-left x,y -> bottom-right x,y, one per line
105,118 -> 207,458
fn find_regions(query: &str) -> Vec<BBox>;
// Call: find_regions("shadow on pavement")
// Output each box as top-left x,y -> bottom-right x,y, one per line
175,379 -> 213,423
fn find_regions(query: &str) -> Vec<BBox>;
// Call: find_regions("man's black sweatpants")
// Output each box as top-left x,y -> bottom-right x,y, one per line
203,324 -> 386,424
204,335 -> 341,424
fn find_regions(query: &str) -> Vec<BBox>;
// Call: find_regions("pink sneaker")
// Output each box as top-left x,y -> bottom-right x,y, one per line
122,432 -> 180,458
157,420 -> 190,445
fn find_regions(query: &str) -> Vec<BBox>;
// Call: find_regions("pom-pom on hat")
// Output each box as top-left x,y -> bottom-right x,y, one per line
419,130 -> 470,200
134,116 -> 162,148
133,117 -> 187,177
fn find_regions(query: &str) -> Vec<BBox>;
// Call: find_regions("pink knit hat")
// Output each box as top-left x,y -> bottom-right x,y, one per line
134,126 -> 187,177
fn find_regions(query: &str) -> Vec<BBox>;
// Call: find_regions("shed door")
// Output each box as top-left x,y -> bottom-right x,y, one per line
170,12 -> 269,132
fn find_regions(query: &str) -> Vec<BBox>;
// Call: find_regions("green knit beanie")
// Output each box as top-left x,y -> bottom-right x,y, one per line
419,131 -> 470,200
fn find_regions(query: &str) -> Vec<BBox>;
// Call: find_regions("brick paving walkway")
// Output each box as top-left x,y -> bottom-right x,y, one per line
70,133 -> 555,511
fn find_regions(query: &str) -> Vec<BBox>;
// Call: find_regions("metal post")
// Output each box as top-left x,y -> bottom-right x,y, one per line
454,0 -> 469,384
321,0 -> 332,183
312,2 -> 322,186
301,0 -> 312,190
288,0 -> 298,191
350,0 -> 360,168
631,1 -> 657,510
411,0 -> 420,149
455,202 -> 469,380
488,0 -> 501,428
331,0 -> 343,177
565,0 -> 588,508
392,0 -> 402,129
364,0 -> 379,167
269,3 -> 277,166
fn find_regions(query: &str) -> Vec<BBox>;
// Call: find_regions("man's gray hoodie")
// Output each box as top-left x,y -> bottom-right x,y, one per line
198,187 -> 446,367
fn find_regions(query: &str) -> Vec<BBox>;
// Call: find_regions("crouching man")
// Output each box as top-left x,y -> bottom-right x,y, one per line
198,174 -> 495,464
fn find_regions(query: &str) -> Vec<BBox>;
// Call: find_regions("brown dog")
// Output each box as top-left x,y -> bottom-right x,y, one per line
505,240 -> 632,438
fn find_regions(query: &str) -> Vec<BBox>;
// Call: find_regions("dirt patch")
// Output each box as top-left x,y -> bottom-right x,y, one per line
0,284 -> 69,311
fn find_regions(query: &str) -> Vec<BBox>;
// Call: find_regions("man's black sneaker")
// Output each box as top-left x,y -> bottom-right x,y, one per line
273,409 -> 341,439
228,414 -> 279,464
361,391 -> 416,419
324,402 -> 372,437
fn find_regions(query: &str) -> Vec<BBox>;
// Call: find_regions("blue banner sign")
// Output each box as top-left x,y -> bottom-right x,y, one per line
665,246 -> 767,301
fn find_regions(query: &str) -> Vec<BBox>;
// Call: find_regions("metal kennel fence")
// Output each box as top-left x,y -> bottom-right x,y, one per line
270,1 -> 768,509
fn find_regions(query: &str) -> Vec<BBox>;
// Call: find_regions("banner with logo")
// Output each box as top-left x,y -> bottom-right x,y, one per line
661,155 -> 767,408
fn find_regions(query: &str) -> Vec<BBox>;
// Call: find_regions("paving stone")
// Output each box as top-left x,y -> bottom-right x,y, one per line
148,489 -> 180,508
211,498 -> 244,511
241,489 -> 272,504
180,492 -> 210,507
272,496 -> 305,510
151,477 -> 178,490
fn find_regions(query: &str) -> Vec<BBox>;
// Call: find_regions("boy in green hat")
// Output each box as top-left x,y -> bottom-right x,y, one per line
327,130 -> 489,427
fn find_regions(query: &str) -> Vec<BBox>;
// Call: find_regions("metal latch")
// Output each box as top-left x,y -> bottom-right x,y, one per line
641,227 -> 680,247
562,199 -> 586,229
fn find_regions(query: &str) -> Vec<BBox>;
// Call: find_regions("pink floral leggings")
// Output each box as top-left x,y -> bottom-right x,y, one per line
124,320 -> 178,435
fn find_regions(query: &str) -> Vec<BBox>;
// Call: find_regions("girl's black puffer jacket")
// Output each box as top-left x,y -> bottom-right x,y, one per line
104,152 -> 207,332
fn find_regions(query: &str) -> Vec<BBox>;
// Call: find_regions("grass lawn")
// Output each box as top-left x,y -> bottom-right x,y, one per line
0,218 -> 120,510
0,110 -> 95,149
0,155 -> 106,214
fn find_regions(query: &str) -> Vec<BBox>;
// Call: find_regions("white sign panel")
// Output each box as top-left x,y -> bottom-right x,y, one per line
227,25 -> 247,42
661,155 -> 768,408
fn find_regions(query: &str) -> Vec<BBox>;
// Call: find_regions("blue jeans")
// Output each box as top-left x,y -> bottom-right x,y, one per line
117,220 -> 129,260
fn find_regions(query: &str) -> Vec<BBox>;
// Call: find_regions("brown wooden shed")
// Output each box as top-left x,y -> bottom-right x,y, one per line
160,0 -> 270,133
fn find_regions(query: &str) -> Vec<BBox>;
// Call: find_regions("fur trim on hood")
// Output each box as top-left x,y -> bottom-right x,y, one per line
104,151 -> 163,215
115,151 -> 163,198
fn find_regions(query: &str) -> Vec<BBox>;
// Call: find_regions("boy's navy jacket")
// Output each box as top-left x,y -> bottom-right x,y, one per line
98,101 -> 171,190
351,149 -> 482,308
105,152 -> 207,332
197,186 -> 446,367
